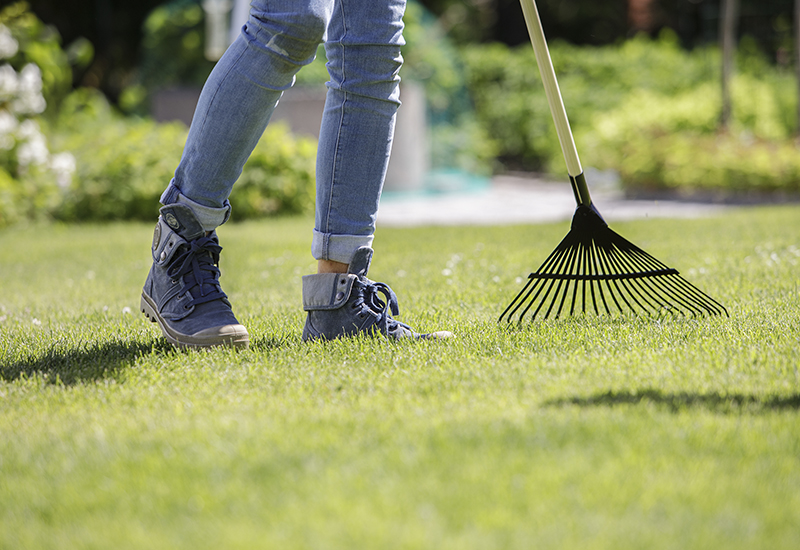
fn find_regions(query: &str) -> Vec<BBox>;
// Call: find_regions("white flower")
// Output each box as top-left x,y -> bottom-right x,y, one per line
0,109 -> 17,134
18,64 -> 43,93
17,118 -> 41,139
32,318 -> 42,326
13,92 -> 46,115
0,25 -> 18,60
0,63 -> 17,99
50,152 -> 76,189
17,130 -> 49,166
12,64 -> 46,115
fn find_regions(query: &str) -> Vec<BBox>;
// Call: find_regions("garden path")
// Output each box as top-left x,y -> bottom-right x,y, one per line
377,172 -> 731,227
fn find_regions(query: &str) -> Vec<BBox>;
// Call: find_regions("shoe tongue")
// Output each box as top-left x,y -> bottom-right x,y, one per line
160,204 -> 205,241
348,247 -> 373,278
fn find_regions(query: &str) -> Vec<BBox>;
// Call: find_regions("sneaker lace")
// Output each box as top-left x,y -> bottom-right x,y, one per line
167,236 -> 228,307
353,278 -> 412,334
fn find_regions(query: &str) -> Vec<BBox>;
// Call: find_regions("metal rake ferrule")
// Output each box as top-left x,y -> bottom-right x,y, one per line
499,206 -> 728,323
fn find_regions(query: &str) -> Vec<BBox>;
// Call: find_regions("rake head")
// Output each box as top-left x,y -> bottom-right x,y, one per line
499,205 -> 728,323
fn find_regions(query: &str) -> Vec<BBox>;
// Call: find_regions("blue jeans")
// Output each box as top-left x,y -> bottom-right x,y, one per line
160,0 -> 406,264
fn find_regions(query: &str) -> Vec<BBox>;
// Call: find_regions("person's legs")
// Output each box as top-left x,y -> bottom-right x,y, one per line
302,0 -> 451,340
164,0 -> 334,227
311,0 -> 406,267
143,1 -> 334,348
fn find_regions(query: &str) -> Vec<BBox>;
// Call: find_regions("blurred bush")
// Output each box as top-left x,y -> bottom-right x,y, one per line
50,89 -> 186,222
1,2 -> 75,226
0,1 -> 72,115
588,74 -> 800,194
463,31 -> 722,171
1,2 -> 316,228
50,89 -> 316,223
228,124 -> 316,219
463,31 -> 800,195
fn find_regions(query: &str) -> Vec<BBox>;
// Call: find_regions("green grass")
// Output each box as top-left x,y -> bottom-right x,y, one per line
1,206 -> 799,549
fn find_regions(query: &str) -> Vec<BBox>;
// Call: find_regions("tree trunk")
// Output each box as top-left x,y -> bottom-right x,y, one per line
720,0 -> 739,131
628,0 -> 655,33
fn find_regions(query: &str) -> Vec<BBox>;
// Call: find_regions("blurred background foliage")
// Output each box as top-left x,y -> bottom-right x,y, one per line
1,1 -> 316,226
52,87 -> 315,222
463,30 -> 800,193
1,0 -> 800,227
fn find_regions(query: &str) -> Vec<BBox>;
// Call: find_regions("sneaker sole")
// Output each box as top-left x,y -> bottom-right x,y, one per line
140,292 -> 250,349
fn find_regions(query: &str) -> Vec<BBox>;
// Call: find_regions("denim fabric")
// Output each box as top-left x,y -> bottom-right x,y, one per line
161,0 -> 407,265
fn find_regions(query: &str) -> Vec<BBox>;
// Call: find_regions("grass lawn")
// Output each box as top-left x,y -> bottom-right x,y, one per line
1,205 -> 798,549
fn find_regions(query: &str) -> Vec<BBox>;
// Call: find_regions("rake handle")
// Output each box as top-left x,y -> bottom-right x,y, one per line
519,0 -> 592,207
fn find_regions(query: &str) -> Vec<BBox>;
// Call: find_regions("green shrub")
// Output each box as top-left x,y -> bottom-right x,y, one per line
0,3 -> 317,228
0,1 -> 72,115
0,167 -> 20,226
597,130 -> 800,194
229,123 -> 316,219
1,2 -> 77,227
462,31 -> 722,172
50,89 -> 316,223
583,72 -> 799,193
51,89 -> 188,222
461,42 -> 556,169
463,31 -> 800,194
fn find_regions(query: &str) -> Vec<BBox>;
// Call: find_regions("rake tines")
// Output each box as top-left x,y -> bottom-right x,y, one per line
501,0 -> 728,324
499,206 -> 728,323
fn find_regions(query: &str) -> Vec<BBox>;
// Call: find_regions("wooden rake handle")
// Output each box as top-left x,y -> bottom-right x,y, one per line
519,0 -> 592,207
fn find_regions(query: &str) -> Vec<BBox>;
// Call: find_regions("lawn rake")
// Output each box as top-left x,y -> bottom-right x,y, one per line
499,0 -> 728,323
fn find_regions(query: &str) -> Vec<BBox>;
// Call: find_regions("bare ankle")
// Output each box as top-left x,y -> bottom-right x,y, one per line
317,259 -> 349,274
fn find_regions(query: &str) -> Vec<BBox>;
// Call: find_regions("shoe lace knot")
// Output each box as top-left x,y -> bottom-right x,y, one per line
353,278 -> 411,334
167,236 -> 228,307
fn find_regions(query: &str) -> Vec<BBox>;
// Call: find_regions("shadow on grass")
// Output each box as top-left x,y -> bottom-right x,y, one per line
546,389 -> 800,414
2,335 -> 290,386
1,338 -> 174,386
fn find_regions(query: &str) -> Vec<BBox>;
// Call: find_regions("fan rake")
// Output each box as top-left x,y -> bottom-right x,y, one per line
499,199 -> 728,322
500,0 -> 727,323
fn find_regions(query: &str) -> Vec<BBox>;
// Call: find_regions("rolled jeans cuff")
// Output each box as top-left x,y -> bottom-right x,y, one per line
160,181 -> 231,231
312,230 -> 375,264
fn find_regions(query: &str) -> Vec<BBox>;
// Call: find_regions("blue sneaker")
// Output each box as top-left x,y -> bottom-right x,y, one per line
302,247 -> 453,341
141,204 -> 249,348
